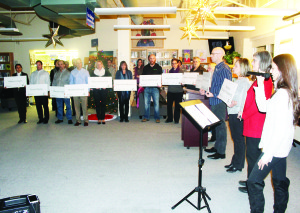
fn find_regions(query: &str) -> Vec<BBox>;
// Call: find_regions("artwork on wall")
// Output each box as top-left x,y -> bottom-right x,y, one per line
131,18 -> 164,48
89,51 -> 114,62
208,36 -> 235,53
182,49 -> 193,63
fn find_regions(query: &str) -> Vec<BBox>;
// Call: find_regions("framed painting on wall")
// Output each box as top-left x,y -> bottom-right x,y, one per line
131,18 -> 164,48
182,49 -> 193,63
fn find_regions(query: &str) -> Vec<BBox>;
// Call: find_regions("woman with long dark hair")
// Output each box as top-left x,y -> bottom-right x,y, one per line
115,61 -> 133,122
247,54 -> 300,212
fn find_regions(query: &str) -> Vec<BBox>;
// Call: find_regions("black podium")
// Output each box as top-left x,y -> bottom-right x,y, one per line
172,100 -> 220,212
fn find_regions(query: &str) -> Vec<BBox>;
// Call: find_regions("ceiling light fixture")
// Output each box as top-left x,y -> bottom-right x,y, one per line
95,7 -> 177,15
114,25 -> 171,30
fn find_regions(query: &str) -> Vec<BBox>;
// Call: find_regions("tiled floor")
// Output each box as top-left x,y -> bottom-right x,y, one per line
0,105 -> 299,213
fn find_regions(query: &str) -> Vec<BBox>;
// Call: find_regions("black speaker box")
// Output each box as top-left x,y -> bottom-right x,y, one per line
0,194 -> 40,213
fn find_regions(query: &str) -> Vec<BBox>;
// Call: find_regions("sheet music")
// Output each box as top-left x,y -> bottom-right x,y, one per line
195,103 -> 219,124
195,72 -> 211,91
184,105 -> 211,128
218,79 -> 238,106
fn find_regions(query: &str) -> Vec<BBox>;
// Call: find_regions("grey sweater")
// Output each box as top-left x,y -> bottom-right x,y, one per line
227,78 -> 251,115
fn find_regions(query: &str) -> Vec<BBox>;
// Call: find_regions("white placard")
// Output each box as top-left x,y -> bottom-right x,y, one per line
181,72 -> 199,85
162,73 -> 183,85
114,79 -> 137,91
26,84 -> 48,96
218,79 -> 238,106
196,72 -> 211,91
65,84 -> 89,97
4,76 -> 27,88
88,77 -> 112,88
139,75 -> 162,87
50,86 -> 69,98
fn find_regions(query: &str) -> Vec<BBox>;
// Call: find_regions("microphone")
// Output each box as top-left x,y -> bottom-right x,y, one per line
247,71 -> 271,79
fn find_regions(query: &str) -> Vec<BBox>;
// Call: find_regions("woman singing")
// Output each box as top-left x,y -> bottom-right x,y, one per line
238,51 -> 273,193
115,61 -> 133,122
225,58 -> 251,173
90,60 -> 111,125
247,54 -> 299,212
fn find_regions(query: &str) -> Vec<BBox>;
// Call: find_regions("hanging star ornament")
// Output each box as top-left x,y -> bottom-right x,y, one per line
190,0 -> 221,34
43,25 -> 64,48
180,18 -> 200,44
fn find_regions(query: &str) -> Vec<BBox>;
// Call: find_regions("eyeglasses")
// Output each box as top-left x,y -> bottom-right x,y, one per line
172,63 -> 178,65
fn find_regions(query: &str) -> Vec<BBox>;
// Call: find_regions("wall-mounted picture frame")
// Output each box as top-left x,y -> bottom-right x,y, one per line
182,49 -> 193,63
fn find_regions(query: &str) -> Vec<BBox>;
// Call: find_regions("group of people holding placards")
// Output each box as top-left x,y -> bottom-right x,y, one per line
4,46 -> 299,212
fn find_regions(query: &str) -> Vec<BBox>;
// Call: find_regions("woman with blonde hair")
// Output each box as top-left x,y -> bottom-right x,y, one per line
90,60 -> 111,124
225,58 -> 251,173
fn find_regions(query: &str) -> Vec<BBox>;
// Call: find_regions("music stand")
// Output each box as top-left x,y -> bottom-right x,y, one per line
172,101 -> 220,212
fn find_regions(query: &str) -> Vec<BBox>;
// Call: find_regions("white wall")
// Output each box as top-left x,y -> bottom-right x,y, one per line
230,0 -> 300,59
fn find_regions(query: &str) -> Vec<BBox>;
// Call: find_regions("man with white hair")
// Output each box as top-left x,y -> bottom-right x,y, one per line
201,47 -> 232,159
70,58 -> 90,126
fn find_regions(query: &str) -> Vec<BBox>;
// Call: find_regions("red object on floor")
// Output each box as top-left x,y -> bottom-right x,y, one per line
88,114 -> 114,121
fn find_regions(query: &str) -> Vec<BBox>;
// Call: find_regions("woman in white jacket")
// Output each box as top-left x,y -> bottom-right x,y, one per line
247,54 -> 300,213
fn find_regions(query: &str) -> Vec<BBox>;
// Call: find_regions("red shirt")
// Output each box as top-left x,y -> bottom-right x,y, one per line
242,78 -> 273,138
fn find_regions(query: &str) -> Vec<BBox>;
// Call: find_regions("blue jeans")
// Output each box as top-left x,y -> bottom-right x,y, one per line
211,102 -> 227,155
56,98 -> 72,121
144,87 -> 160,120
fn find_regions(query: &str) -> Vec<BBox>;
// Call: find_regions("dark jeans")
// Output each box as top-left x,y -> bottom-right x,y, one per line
228,114 -> 245,169
248,154 -> 289,213
35,96 -> 49,121
166,92 -> 183,123
118,92 -> 130,120
93,89 -> 108,120
211,102 -> 227,155
246,137 -> 262,178
144,87 -> 160,120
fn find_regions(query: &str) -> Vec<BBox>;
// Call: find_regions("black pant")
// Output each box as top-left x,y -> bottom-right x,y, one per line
248,155 -> 289,213
246,137 -> 262,178
35,96 -> 49,121
118,92 -> 130,120
14,89 -> 27,121
228,114 -> 245,169
52,98 -> 57,111
93,89 -> 107,120
166,92 -> 183,123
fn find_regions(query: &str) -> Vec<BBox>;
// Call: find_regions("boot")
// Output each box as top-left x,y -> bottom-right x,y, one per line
247,180 -> 265,213
273,177 -> 290,213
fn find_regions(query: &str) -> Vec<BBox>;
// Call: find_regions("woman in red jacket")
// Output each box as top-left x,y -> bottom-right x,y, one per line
238,51 -> 273,193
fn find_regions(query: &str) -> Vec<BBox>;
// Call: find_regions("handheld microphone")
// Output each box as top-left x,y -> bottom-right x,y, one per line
247,71 -> 271,79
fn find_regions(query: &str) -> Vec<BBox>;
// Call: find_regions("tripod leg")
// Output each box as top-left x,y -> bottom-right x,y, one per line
204,191 -> 211,200
171,188 -> 196,210
202,193 -> 212,213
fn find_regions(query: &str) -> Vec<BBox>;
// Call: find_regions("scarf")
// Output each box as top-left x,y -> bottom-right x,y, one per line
170,67 -> 180,73
94,67 -> 105,77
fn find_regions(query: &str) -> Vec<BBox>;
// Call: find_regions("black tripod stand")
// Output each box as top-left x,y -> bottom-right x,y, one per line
172,109 -> 219,212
